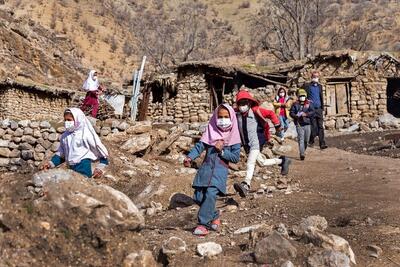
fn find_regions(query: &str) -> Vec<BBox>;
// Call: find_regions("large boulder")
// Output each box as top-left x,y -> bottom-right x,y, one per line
307,249 -> 350,267
293,215 -> 328,237
196,242 -> 223,257
162,236 -> 187,260
123,250 -> 157,267
254,231 -> 297,264
378,113 -> 400,129
126,121 -> 152,135
121,134 -> 151,154
33,169 -> 144,230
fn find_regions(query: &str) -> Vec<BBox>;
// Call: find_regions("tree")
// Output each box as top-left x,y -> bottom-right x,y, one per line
250,0 -> 326,62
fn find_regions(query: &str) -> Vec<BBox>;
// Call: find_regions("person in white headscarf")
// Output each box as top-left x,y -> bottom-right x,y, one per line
81,70 -> 103,118
41,108 -> 109,178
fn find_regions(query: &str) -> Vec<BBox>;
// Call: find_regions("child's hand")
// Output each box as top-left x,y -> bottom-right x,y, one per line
183,157 -> 192,168
92,168 -> 104,179
215,140 -> 224,153
301,112 -> 308,117
39,162 -> 51,170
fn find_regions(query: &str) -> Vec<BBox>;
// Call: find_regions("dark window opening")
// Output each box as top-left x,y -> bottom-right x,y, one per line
235,72 -> 287,89
387,78 -> 400,118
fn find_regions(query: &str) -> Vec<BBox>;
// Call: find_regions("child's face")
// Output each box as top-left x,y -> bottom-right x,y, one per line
64,113 -> 74,122
217,107 -> 230,119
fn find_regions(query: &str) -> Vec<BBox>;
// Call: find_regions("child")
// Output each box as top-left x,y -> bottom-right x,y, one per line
184,104 -> 241,236
41,108 -> 109,178
81,70 -> 103,118
273,87 -> 291,140
289,89 -> 315,160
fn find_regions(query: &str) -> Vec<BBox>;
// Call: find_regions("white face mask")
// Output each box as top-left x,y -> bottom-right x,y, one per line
217,118 -> 232,129
299,96 -> 306,102
92,76 -> 98,81
279,93 -> 285,97
311,77 -> 319,83
64,121 -> 75,132
239,105 -> 250,113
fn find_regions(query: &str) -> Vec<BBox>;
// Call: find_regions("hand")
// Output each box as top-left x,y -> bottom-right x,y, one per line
183,157 -> 192,168
92,168 -> 104,179
214,140 -> 224,153
281,104 -> 286,108
301,112 -> 308,117
39,162 -> 51,170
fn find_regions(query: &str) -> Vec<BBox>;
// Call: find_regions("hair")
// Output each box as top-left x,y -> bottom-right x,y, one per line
218,105 -> 229,113
311,70 -> 320,76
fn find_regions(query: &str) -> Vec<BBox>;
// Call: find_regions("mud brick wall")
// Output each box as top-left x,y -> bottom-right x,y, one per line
0,88 -> 72,121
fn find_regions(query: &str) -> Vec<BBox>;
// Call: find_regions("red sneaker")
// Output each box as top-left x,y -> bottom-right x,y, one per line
211,218 -> 221,231
193,225 -> 209,236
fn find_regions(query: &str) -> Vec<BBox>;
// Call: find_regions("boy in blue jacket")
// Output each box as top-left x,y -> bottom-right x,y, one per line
184,104 -> 241,236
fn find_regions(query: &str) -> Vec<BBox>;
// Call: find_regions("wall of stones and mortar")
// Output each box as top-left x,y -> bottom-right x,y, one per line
0,118 -> 134,171
0,88 -> 72,121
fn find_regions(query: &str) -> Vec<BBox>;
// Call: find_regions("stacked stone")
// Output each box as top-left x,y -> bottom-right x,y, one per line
0,88 -> 70,121
173,74 -> 209,123
0,119 -> 62,171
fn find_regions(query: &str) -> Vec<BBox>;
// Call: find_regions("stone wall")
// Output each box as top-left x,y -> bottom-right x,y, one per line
0,118 -> 138,171
0,87 -> 72,121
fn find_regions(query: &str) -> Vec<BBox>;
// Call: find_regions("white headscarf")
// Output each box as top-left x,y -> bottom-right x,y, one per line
57,108 -> 109,165
82,70 -> 99,92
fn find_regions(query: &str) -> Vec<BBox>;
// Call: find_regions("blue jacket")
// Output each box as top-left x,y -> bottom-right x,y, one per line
289,101 -> 315,126
187,142 -> 241,194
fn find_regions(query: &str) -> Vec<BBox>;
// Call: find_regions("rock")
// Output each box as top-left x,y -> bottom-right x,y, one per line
272,144 -> 293,154
35,144 -> 46,153
293,215 -> 328,237
37,139 -> 52,150
275,223 -> 289,238
34,152 -> 45,161
335,118 -> 345,129
303,228 -> 356,265
34,169 -> 145,230
175,167 -> 196,175
19,142 -> 33,150
196,242 -> 222,257
100,127 -> 111,136
117,121 -> 129,131
169,193 -> 196,209
378,113 -> 400,129
21,150 -> 34,160
281,260 -> 295,267
284,122 -> 298,139
0,148 -> 11,158
254,232 -> 297,264
369,120 -> 379,129
48,133 -> 58,142
1,119 -> 10,129
29,121 -> 40,128
0,140 -> 9,148
9,149 -> 20,158
307,249 -> 350,267
366,244 -> 382,258
123,250 -> 157,267
133,157 -> 150,166
21,135 -> 37,145
18,120 -> 31,128
225,205 -> 238,212
33,129 -> 42,138
360,123 -> 371,132
86,116 -> 97,126
0,158 -> 10,167
173,136 -> 193,151
162,236 -> 187,258
56,127 -> 65,133
126,121 -> 152,134
12,137 -> 21,144
51,142 -> 60,152
39,121 -> 51,129
234,223 -> 268,235
9,120 -> 18,130
122,170 -> 138,178
23,127 -> 33,135
3,134 -> 12,140
13,128 -> 24,137
39,221 -> 51,230
121,134 -> 151,154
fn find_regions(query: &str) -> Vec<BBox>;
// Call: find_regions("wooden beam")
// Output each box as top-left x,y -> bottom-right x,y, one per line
240,71 -> 287,87
222,81 -> 226,102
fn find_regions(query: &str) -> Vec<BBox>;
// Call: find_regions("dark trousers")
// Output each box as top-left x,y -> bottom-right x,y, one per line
81,92 -> 99,118
193,186 -> 220,228
310,108 -> 326,147
70,159 -> 92,177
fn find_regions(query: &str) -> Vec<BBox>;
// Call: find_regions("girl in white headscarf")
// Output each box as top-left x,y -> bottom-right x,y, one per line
81,70 -> 102,118
42,108 -> 109,178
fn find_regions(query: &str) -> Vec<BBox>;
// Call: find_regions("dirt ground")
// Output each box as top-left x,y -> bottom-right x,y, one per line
1,131 -> 400,266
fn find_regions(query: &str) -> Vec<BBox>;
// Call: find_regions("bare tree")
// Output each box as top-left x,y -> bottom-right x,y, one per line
250,0 -> 326,61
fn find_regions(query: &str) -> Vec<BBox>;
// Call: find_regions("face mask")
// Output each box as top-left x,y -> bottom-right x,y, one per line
311,78 -> 319,83
279,93 -> 285,97
299,96 -> 306,102
239,105 -> 249,113
217,118 -> 232,129
92,76 -> 98,81
64,121 -> 75,132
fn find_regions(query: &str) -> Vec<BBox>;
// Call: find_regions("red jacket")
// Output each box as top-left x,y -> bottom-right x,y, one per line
236,90 -> 280,141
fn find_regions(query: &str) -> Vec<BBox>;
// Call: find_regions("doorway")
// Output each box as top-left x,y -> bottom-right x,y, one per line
387,78 -> 400,118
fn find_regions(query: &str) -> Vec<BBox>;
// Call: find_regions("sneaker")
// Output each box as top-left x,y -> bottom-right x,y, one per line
279,156 -> 291,175
320,144 -> 328,150
210,218 -> 221,231
300,155 -> 305,161
193,225 -> 209,236
234,182 -> 250,198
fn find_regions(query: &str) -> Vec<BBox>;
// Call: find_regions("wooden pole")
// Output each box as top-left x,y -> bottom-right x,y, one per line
131,56 -> 147,121
222,81 -> 226,103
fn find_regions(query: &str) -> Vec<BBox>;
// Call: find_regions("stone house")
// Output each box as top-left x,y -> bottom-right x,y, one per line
141,50 -> 400,130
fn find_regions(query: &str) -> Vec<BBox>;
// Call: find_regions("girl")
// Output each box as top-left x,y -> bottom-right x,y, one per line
81,70 -> 103,118
289,89 -> 315,160
41,108 -> 109,178
184,104 -> 241,236
273,87 -> 291,140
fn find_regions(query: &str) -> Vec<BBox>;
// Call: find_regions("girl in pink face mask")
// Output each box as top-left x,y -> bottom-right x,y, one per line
273,87 -> 292,140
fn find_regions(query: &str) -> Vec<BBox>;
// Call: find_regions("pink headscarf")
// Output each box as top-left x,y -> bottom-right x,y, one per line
200,104 -> 241,146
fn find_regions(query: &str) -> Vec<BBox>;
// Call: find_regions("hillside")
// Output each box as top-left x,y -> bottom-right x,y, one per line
1,0 -> 400,87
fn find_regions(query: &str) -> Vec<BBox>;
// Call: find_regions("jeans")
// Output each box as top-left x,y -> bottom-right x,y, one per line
296,125 -> 311,156
193,186 -> 220,227
310,108 -> 326,147
278,116 -> 289,138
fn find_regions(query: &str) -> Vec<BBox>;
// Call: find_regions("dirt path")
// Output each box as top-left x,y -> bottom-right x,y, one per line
143,144 -> 400,266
